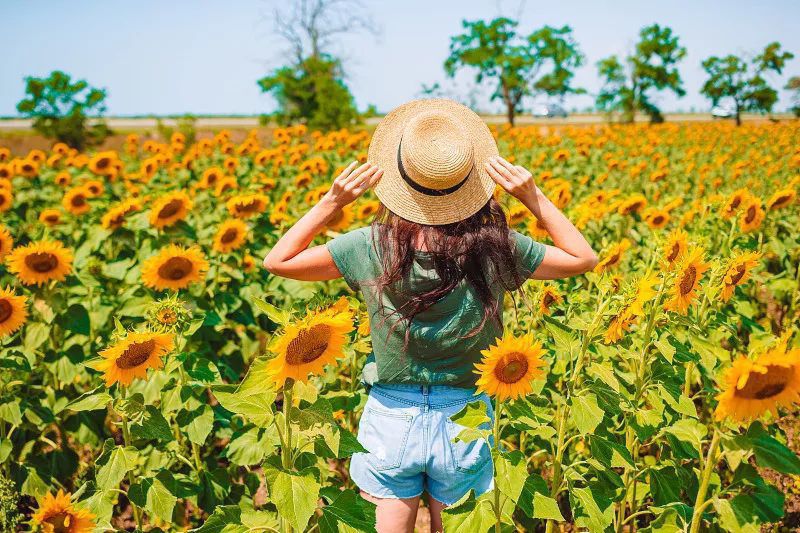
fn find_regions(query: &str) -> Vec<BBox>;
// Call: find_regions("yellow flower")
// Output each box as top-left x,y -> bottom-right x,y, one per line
62,186 -> 91,215
0,189 -> 12,212
766,188 -> 795,210
721,250 -> 760,302
0,226 -> 12,262
326,205 -> 354,232
595,239 -> 631,273
101,198 -> 142,230
356,200 -> 381,220
664,246 -> 709,315
617,194 -> 647,215
141,244 -> 209,290
32,490 -> 96,533
0,286 -> 27,339
661,228 -> 688,268
89,331 -> 174,387
604,274 -> 659,344
266,308 -> 355,387
474,333 -> 547,401
538,285 -> 563,315
714,343 -> 800,424
226,193 -> 269,219
739,198 -> 765,233
643,208 -> 670,229
149,191 -> 193,229
213,219 -> 248,253
39,208 -> 63,226
7,240 -> 73,286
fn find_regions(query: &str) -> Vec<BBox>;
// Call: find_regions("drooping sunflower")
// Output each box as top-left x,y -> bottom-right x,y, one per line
62,186 -> 91,215
664,246 -> 710,315
141,244 -> 209,291
326,205 -> 354,232
739,198 -> 765,233
32,490 -> 96,533
266,308 -> 355,387
594,239 -> 631,273
89,331 -> 175,387
766,188 -> 796,211
0,226 -> 12,262
604,274 -> 659,344
39,208 -> 63,226
661,228 -> 689,268
226,193 -> 269,219
617,194 -> 647,215
0,287 -> 27,339
7,240 -> 74,286
721,250 -> 761,302
0,189 -> 12,212
213,219 -> 248,253
714,343 -> 800,424
474,333 -> 547,401
538,285 -> 563,315
101,198 -> 142,230
149,191 -> 193,229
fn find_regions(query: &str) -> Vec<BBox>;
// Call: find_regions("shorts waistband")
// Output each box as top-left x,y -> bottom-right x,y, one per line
369,382 -> 484,408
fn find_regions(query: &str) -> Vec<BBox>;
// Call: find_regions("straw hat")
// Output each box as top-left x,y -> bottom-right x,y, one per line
369,98 -> 499,225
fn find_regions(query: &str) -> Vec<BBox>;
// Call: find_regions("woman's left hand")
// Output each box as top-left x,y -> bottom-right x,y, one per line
324,161 -> 383,208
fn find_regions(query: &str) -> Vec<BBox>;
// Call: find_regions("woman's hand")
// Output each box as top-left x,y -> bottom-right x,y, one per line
484,156 -> 539,204
323,161 -> 383,208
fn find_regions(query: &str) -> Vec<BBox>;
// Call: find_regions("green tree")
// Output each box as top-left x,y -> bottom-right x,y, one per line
16,70 -> 109,149
701,42 -> 794,126
444,18 -> 584,126
787,75 -> 800,117
596,24 -> 687,123
258,54 -> 358,130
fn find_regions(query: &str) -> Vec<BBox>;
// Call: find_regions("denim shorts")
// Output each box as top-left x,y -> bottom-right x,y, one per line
349,383 -> 494,506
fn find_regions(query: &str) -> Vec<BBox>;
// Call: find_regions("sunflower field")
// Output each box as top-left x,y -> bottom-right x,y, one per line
0,120 -> 799,533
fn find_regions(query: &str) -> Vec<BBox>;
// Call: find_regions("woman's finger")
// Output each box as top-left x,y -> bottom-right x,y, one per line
347,165 -> 379,190
485,163 -> 512,189
354,169 -> 383,195
341,162 -> 372,185
493,156 -> 520,177
335,160 -> 359,181
488,159 -> 517,182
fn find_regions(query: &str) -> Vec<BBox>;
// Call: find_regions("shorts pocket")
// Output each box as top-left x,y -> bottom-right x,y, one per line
445,395 -> 493,474
357,405 -> 414,471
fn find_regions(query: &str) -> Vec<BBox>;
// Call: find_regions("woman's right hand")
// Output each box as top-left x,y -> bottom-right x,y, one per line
484,156 -> 540,204
324,161 -> 383,208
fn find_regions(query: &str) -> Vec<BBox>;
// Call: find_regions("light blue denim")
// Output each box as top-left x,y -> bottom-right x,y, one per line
349,383 -> 494,506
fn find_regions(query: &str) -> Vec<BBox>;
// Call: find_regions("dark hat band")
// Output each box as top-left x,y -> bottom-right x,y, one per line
397,139 -> 472,197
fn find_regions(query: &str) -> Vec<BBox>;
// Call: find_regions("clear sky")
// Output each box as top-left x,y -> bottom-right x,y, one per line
2,0 -> 799,116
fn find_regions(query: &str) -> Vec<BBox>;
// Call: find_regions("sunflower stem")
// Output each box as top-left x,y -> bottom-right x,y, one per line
545,404 -> 567,533
492,395 -> 503,533
689,428 -> 721,533
119,387 -> 144,531
280,382 -> 294,533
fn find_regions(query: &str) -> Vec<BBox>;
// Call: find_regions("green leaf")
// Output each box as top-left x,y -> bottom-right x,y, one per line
292,397 -> 336,430
176,405 -> 214,445
24,322 -> 50,351
495,450 -> 527,505
517,473 -> 548,518
588,435 -> 634,469
225,426 -> 274,466
571,486 -> 612,532
131,405 -> 173,442
96,442 -> 138,490
746,422 -> 800,474
570,393 -> 604,435
253,298 -> 292,325
714,497 -> 760,533
264,464 -> 320,532
319,488 -> 377,533
441,490 -> 496,532
0,401 -> 22,426
192,505 -> 279,533
61,303 -> 90,335
128,470 -> 179,523
0,438 -> 12,462
532,492 -> 564,521
212,384 -> 274,427
450,400 -> 490,430
661,419 -> 707,457
64,387 -> 112,412
649,467 -> 682,507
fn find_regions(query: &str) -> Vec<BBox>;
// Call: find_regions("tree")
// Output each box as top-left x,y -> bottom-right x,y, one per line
444,18 -> 584,126
258,54 -> 358,130
16,70 -> 109,149
787,76 -> 800,117
596,24 -> 687,123
700,43 -> 794,125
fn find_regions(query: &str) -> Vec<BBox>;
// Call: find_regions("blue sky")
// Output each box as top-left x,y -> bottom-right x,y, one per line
1,0 -> 799,116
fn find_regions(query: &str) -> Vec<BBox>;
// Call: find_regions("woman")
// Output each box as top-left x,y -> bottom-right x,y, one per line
263,99 -> 598,533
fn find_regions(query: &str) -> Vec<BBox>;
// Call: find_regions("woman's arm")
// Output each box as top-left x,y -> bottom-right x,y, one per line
485,156 -> 599,280
262,161 -> 383,280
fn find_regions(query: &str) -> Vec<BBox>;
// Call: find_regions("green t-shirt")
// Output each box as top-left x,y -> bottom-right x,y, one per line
326,226 -> 546,388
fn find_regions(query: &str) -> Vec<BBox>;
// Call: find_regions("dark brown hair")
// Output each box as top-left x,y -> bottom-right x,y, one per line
368,198 -> 523,345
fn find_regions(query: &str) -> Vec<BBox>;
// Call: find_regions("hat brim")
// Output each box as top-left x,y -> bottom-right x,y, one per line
369,98 -> 499,225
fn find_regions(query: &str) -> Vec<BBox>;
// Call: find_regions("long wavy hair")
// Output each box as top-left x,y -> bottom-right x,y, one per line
367,198 -> 523,345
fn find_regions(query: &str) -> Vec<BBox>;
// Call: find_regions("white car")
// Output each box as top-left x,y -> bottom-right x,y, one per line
711,105 -> 736,119
531,103 -> 568,118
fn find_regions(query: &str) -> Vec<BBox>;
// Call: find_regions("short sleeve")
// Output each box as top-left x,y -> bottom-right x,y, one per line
325,227 -> 373,290
510,230 -> 546,284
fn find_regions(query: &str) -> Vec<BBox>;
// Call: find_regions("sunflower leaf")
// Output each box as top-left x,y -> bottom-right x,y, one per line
95,440 -> 139,490
253,298 -> 292,325
450,400 -> 490,430
63,386 -> 112,412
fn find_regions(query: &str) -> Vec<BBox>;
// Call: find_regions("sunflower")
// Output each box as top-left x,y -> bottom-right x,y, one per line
88,151 -> 118,176
356,200 -> 381,220
89,331 -> 174,387
507,203 -> 529,227
739,198 -> 765,233
214,176 -> 239,197
200,167 -> 224,189
643,208 -> 670,229
527,216 -> 549,239
766,188 -> 796,211
242,253 -> 257,272
721,250 -> 761,302
714,343 -> 800,424
39,208 -> 63,226
266,308 -> 355,387
474,333 -> 547,401
661,228 -> 688,268
150,191 -> 193,229
7,240 -> 73,286
604,274 -> 658,344
326,205 -> 354,232
141,244 -> 209,290
0,226 -> 12,262
0,189 -> 11,212
54,171 -> 71,187
0,287 -> 27,339
32,490 -> 96,533
101,198 -> 142,230
538,285 -> 563,315
62,186 -> 91,215
664,246 -> 709,315
82,179 -> 105,197
721,189 -> 750,219
226,193 -> 269,219
595,239 -> 631,273
213,219 -> 248,253
617,194 -> 647,215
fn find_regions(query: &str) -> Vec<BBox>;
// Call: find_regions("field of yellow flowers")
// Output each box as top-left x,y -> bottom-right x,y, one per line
0,120 -> 799,532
